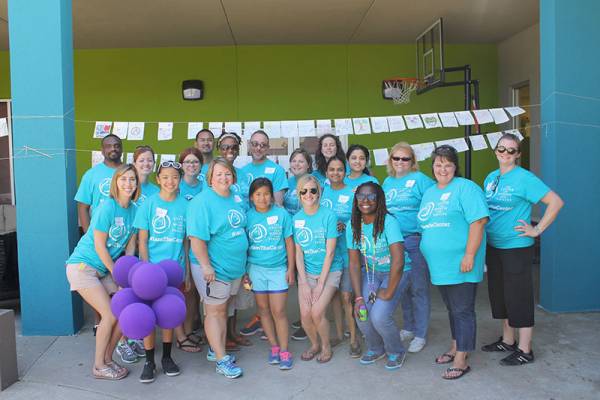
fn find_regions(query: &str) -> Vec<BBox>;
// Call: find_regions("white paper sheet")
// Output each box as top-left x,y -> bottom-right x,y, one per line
505,129 -> 524,140
91,150 -> 104,167
160,154 -> 176,163
421,113 -> 442,129
224,122 -> 242,135
316,119 -> 333,136
370,117 -> 389,133
334,118 -> 353,136
469,135 -> 488,151
277,155 -> 290,171
187,122 -> 203,139
112,122 -> 129,139
0,118 -> 8,138
472,109 -> 494,124
373,148 -> 389,166
127,122 -> 145,141
157,122 -> 173,141
412,142 -> 435,161
489,108 -> 510,124
387,116 -> 406,132
436,138 -> 469,152
281,121 -> 299,138
263,121 -> 282,138
404,115 -> 424,129
125,153 -> 134,164
244,121 -> 261,137
454,111 -> 476,126
353,118 -> 371,135
439,112 -> 459,128
93,121 -> 112,139
297,120 -> 316,137
504,106 -> 526,117
486,132 -> 504,148
209,122 -> 223,134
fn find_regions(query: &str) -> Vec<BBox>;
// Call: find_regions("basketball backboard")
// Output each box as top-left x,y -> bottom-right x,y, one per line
416,18 -> 445,93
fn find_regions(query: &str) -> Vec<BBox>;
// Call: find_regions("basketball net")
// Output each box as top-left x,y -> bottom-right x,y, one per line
383,78 -> 420,105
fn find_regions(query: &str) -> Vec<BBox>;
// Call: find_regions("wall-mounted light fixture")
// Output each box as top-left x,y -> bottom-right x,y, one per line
182,80 -> 204,100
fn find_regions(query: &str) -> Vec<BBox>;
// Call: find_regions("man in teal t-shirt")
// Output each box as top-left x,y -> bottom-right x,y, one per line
195,128 -> 215,188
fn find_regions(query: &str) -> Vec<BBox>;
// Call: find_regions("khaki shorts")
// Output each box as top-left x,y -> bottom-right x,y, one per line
66,263 -> 118,295
306,270 -> 342,289
191,263 -> 241,306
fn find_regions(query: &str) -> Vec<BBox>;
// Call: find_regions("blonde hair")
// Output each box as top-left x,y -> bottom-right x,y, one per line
109,164 -> 140,202
206,157 -> 237,187
296,174 -> 322,205
387,142 -> 419,176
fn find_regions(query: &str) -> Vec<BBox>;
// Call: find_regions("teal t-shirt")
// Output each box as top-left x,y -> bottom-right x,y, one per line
133,193 -> 188,269
320,185 -> 355,267
312,164 -> 351,186
240,159 -> 289,200
186,187 -> 248,281
246,206 -> 293,268
484,166 -> 549,249
135,181 -> 160,208
346,214 -> 411,273
179,177 -> 202,201
198,163 -> 209,189
283,175 -> 301,216
344,174 -> 379,192
418,177 -> 489,285
67,198 -> 136,274
74,163 -> 117,214
293,207 -> 343,275
383,172 -> 435,235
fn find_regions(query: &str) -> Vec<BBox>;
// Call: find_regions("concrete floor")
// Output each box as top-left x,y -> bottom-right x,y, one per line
1,279 -> 599,400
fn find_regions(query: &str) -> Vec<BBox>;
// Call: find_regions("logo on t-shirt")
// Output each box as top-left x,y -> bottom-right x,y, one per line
440,192 -> 452,201
246,173 -> 255,186
321,199 -> 333,209
417,202 -> 435,221
295,227 -> 313,246
385,189 -> 397,202
108,223 -> 126,244
99,178 -> 111,197
405,179 -> 416,188
227,209 -> 244,228
152,207 -> 171,234
249,223 -> 268,243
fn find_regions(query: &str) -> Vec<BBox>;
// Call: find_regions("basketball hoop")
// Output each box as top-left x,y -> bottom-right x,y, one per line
382,78 -> 422,105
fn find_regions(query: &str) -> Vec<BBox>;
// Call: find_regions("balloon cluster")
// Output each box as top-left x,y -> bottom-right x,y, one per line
110,256 -> 187,339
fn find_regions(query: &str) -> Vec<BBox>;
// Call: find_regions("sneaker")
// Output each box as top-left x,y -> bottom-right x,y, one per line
408,337 -> 426,353
216,355 -> 243,379
500,349 -> 534,366
385,352 -> 406,370
207,347 -> 237,363
161,357 -> 181,376
291,327 -> 307,341
359,350 -> 385,365
279,351 -> 293,370
116,340 -> 138,364
344,330 -> 350,338
128,339 -> 146,358
260,333 -> 268,340
481,337 -> 517,352
399,330 -> 414,341
268,346 -> 281,365
240,315 -> 262,336
139,361 -> 156,383
291,320 -> 301,329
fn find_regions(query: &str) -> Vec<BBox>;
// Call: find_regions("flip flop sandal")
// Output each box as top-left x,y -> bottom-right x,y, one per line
442,366 -> 471,380
317,351 -> 333,364
301,349 -> 318,361
176,337 -> 202,353
435,353 -> 456,364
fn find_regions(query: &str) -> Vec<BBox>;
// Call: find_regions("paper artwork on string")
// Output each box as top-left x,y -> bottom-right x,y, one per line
127,122 -> 145,141
505,129 -> 524,141
472,109 -> 494,125
352,118 -> 371,135
412,142 -> 435,161
160,154 -> 176,164
125,153 -> 134,164
438,112 -> 459,128
469,135 -> 488,151
93,121 -> 112,139
404,115 -> 424,130
91,150 -> 104,167
334,119 -> 353,136
316,120 -> 333,136
157,122 -> 173,141
208,122 -> 223,134
244,121 -> 261,137
370,117 -> 389,133
387,116 -> 406,132
187,122 -> 203,139
489,108 -> 510,124
281,121 -> 299,138
486,132 -> 504,148
263,121 -> 282,138
112,122 -> 129,139
373,148 -> 389,166
224,122 -> 242,135
504,106 -> 526,117
454,111 -> 476,126
297,120 -> 316,137
421,113 -> 442,129
436,138 -> 469,152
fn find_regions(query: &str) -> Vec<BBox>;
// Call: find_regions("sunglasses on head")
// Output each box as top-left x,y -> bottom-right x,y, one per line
391,156 -> 412,162
299,187 -> 318,196
496,145 -> 518,155
356,193 -> 377,202
159,160 -> 182,169
220,144 -> 239,151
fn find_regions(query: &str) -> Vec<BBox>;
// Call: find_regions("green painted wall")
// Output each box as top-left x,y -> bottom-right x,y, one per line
0,44 -> 498,185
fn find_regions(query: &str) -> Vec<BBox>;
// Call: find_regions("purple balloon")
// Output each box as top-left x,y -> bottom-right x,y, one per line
110,288 -> 141,318
127,261 -> 146,287
158,259 -> 184,288
119,302 -> 156,339
164,286 -> 185,302
152,294 -> 186,329
131,262 -> 168,301
113,255 -> 139,288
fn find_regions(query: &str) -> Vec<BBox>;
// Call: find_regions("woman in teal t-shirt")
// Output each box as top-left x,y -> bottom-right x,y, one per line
178,147 -> 204,201
312,134 -> 347,185
66,164 -> 139,380
293,174 -> 343,363
344,144 -> 378,192
418,145 -> 489,380
133,145 -> 159,207
348,182 -> 408,370
481,133 -> 563,366
284,148 -> 312,216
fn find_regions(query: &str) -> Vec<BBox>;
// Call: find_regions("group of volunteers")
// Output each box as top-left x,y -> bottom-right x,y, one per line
65,127 -> 563,382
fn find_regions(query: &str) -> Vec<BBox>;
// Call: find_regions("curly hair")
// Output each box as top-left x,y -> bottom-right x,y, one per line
315,134 -> 345,176
350,182 -> 388,248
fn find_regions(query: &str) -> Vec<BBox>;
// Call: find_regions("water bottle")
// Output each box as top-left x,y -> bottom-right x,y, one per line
358,303 -> 368,322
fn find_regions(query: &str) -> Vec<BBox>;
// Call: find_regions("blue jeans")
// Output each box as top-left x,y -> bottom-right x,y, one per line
355,269 -> 405,355
399,234 -> 431,338
437,282 -> 478,352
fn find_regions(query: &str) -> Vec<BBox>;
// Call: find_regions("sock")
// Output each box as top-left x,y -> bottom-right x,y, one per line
162,342 -> 172,359
145,348 -> 155,365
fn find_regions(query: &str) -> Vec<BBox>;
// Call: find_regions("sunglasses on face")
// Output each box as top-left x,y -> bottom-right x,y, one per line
160,161 -> 182,169
299,187 -> 318,196
356,193 -> 377,202
496,145 -> 518,155
391,156 -> 412,162
220,144 -> 239,152
250,141 -> 269,149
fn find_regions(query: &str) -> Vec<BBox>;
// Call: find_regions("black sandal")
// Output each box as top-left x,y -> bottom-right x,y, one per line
176,336 -> 202,353
442,366 -> 471,380
435,352 -> 455,364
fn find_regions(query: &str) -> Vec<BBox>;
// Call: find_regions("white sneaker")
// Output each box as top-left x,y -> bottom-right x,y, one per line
399,330 -> 414,341
408,337 -> 426,353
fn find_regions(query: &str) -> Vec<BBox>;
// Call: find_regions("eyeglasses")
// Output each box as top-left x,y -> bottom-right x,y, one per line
391,156 -> 412,162
220,144 -> 239,152
496,145 -> 519,155
250,141 -> 269,149
299,188 -> 318,196
183,160 -> 200,165
160,161 -> 182,169
356,193 -> 377,202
